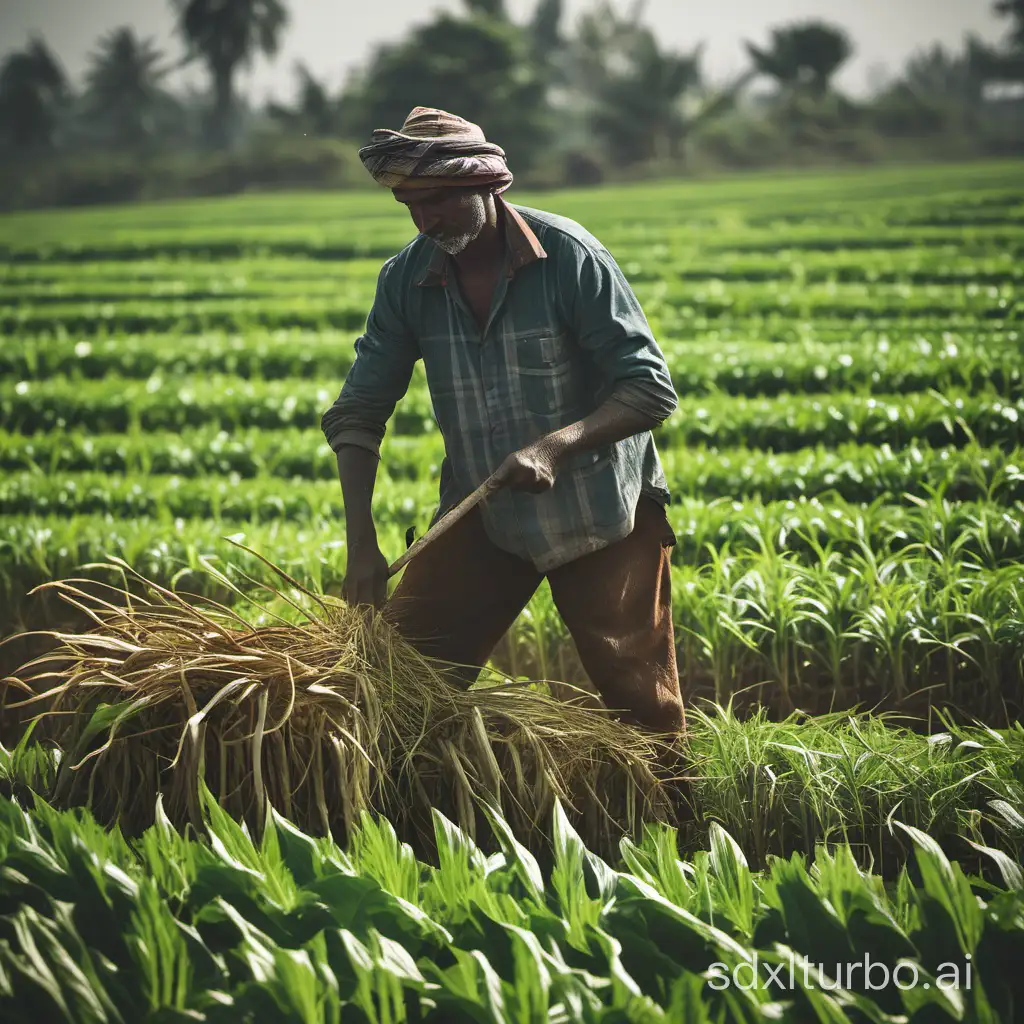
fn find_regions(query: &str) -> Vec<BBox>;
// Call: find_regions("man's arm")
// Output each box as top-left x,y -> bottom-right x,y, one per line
566,240 -> 678,422
493,397 -> 656,492
494,241 -> 676,492
336,445 -> 390,606
321,258 -> 418,605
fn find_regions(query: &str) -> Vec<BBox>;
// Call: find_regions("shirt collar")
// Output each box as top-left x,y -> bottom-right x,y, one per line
415,194 -> 547,287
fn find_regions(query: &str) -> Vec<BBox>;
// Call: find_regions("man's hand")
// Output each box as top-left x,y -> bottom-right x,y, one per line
493,440 -> 564,493
492,398 -> 662,495
342,539 -> 389,609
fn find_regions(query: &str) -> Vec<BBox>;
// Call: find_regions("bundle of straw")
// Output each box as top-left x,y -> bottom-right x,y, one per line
2,550 -> 688,859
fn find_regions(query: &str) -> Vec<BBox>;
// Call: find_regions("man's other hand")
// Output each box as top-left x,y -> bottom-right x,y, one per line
342,540 -> 389,609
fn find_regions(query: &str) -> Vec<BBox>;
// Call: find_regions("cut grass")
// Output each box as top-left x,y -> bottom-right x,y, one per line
3,553 -> 681,863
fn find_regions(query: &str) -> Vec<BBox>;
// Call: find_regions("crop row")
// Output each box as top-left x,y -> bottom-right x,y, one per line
0,276 -> 380,303
5,377 -> 1021,450
4,424 -> 1020,504
3,510 -> 1023,714
650,391 -> 1024,450
6,331 -> 1020,400
1,255 -> 383,284
4,216 -> 1022,264
635,278 -> 1020,324
658,441 -> 1023,504
0,468 -> 430,533
7,309 -> 1002,346
6,263 -> 1024,304
3,469 -> 1021,567
4,281 -> 1019,336
5,247 -> 1023,288
14,320 -> 1016,351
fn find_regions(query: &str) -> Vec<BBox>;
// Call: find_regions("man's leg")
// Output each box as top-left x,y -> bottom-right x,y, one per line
546,496 -> 684,732
381,507 -> 542,686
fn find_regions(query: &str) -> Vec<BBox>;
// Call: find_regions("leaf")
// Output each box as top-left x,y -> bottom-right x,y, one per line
965,838 -> 1024,891
767,856 -> 853,967
667,971 -> 712,1022
479,799 -> 544,903
892,821 -> 984,955
66,696 -> 155,771
897,958 -> 967,1020
707,822 -> 755,938
549,799 -> 597,950
265,806 -> 322,887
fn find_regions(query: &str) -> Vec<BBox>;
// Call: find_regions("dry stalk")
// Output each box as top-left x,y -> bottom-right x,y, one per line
3,559 -> 688,859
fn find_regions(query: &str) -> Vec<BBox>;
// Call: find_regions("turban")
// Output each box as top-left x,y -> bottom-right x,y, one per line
358,106 -> 513,193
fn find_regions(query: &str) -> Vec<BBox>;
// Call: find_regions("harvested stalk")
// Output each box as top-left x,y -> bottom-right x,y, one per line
2,555 -> 688,860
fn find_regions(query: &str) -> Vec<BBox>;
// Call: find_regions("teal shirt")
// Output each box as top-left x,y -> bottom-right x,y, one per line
321,197 -> 677,571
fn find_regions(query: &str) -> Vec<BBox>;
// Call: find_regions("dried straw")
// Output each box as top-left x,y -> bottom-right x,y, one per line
1,551 -> 689,859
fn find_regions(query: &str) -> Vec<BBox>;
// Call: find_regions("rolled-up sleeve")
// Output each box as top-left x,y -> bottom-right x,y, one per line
320,257 -> 419,457
564,241 -> 678,423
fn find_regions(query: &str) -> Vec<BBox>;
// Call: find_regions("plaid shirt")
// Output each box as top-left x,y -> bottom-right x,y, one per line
321,197 -> 677,571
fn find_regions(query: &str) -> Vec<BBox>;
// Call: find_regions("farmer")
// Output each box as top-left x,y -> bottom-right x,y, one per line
321,106 -> 684,733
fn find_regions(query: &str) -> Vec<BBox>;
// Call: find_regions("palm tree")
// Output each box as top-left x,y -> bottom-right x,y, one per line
83,28 -> 169,151
0,36 -> 68,157
746,21 -> 853,97
171,0 -> 289,148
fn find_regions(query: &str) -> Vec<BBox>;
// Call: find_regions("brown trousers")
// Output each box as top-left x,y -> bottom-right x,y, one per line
382,496 -> 685,733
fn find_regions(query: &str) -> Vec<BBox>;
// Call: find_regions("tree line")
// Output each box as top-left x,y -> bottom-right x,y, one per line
1,0 -> 1022,210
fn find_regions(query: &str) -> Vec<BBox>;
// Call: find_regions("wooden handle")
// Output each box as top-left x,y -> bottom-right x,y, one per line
387,473 -> 502,577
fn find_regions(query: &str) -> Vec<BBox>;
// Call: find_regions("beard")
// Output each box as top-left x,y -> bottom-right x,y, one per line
427,194 -> 487,254
432,231 -> 474,255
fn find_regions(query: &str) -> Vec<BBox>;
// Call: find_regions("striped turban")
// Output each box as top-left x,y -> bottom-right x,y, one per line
358,106 -> 513,193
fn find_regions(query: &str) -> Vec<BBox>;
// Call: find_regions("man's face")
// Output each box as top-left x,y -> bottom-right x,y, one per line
394,185 -> 488,255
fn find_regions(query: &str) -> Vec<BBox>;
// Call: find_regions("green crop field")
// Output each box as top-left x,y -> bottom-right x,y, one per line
2,161 -> 1024,1021
3,160 -> 1023,718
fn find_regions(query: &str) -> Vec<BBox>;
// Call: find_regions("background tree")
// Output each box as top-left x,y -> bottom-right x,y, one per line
994,0 -> 1024,51
529,0 -> 563,63
566,1 -> 748,167
462,0 -> 507,18
267,62 -> 338,137
171,0 -> 288,148
341,13 -> 552,173
746,21 -> 853,97
871,34 -> 1010,139
0,36 -> 68,158
989,0 -> 1024,91
82,28 -> 171,152
571,3 -> 700,164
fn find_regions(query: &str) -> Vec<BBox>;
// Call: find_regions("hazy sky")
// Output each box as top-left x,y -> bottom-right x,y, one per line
0,0 -> 1009,103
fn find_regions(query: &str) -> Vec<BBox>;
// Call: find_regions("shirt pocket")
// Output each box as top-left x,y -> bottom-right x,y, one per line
515,328 -> 575,418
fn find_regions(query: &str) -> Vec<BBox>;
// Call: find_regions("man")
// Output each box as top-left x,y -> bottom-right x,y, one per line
321,106 -> 684,733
